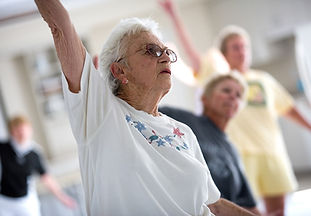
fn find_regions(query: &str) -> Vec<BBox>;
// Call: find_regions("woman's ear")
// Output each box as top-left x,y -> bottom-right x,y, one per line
201,94 -> 209,108
110,62 -> 125,80
201,94 -> 206,103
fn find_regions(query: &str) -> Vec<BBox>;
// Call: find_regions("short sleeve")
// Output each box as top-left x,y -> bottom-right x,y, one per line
33,151 -> 47,176
265,72 -> 294,115
62,52 -> 114,145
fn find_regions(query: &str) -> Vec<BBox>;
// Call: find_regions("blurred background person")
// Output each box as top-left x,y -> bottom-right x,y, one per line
0,115 -> 76,216
160,72 -> 261,215
158,0 -> 311,215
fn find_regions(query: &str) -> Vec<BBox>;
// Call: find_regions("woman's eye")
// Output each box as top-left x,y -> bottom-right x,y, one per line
155,50 -> 162,57
222,88 -> 231,93
146,49 -> 155,56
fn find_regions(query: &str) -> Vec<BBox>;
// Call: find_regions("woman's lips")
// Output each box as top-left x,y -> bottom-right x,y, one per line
160,69 -> 171,75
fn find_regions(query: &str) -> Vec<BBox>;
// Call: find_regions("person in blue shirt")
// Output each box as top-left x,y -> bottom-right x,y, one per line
160,72 -> 260,215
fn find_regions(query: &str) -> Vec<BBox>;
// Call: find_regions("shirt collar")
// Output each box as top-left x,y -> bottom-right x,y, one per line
10,138 -> 34,157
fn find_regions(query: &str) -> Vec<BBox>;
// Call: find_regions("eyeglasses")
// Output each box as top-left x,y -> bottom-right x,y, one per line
117,43 -> 177,63
144,44 -> 177,63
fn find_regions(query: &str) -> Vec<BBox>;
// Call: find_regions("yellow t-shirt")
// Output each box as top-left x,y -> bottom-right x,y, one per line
226,70 -> 294,155
195,48 -> 230,87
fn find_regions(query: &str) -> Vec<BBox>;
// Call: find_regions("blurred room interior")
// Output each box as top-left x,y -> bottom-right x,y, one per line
0,0 -> 311,215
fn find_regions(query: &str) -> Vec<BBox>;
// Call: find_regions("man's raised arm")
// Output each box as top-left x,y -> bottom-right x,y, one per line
35,0 -> 86,93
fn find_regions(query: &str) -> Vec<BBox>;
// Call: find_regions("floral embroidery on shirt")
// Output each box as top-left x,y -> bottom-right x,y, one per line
125,115 -> 189,151
173,127 -> 184,138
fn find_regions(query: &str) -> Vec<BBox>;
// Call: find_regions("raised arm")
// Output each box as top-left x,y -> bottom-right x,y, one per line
34,0 -> 86,93
158,0 -> 201,73
284,106 -> 311,131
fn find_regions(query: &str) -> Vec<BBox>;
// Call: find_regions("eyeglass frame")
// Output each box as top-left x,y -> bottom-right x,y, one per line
116,43 -> 178,63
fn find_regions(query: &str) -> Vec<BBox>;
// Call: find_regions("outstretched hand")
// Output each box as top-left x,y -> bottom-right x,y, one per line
157,0 -> 176,16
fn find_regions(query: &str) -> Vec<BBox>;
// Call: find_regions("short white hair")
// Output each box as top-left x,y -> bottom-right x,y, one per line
215,25 -> 251,54
99,17 -> 162,95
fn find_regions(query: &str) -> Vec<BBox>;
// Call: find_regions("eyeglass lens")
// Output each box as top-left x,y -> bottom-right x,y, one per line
146,44 -> 177,63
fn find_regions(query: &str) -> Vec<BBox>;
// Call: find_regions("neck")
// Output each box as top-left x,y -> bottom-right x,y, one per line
118,86 -> 167,116
202,110 -> 229,131
231,65 -> 248,74
12,137 -> 29,146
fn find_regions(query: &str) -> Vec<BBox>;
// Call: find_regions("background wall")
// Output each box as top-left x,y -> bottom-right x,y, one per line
0,0 -> 311,180
0,88 -> 8,140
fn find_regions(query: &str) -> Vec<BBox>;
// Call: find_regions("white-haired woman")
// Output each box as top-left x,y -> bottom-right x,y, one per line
34,1 -> 256,215
159,0 -> 311,215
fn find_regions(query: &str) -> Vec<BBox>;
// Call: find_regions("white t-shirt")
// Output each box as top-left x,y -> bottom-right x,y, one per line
62,52 -> 220,216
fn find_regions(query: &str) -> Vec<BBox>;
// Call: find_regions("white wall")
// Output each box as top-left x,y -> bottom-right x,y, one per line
206,0 -> 311,64
0,93 -> 8,140
0,57 -> 48,150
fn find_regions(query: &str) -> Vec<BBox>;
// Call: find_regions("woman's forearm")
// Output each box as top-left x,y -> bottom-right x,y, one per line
34,0 -> 85,93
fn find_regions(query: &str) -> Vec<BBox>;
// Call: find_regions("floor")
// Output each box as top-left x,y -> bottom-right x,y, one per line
285,171 -> 311,216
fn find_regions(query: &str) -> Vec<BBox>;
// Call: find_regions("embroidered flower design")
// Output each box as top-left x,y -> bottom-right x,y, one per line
173,127 -> 184,138
125,115 -> 188,152
163,135 -> 173,144
148,130 -> 159,144
156,139 -> 166,147
126,115 -> 131,122
134,121 -> 146,132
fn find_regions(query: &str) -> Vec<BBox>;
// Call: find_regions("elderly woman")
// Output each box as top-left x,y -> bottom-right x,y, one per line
34,1 -> 256,215
160,72 -> 260,215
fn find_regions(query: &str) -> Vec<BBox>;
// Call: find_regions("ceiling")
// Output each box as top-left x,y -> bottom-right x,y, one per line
0,0 -> 103,25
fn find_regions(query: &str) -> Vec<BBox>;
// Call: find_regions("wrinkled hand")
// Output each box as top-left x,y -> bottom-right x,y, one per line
157,0 -> 176,16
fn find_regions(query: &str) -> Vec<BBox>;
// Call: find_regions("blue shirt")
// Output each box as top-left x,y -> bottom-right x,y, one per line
160,106 -> 256,207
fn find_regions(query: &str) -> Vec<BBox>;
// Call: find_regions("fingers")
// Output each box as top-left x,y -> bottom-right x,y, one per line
158,0 -> 175,15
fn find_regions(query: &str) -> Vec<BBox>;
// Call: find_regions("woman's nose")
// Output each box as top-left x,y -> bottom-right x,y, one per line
159,50 -> 171,63
228,92 -> 238,100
